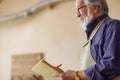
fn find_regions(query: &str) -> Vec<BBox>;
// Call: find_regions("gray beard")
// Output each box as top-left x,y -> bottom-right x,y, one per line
80,9 -> 93,30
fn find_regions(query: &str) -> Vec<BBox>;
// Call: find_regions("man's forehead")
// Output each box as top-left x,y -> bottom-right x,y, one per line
76,0 -> 85,7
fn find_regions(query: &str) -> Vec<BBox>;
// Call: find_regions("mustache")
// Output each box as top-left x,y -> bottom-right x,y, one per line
79,16 -> 84,21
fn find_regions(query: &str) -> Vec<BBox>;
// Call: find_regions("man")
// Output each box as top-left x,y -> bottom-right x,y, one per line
54,0 -> 120,80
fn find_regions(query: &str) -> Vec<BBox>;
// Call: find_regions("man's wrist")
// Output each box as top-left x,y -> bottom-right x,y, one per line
75,71 -> 81,80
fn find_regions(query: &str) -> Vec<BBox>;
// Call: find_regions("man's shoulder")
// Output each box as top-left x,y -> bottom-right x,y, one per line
103,18 -> 120,32
105,18 -> 120,24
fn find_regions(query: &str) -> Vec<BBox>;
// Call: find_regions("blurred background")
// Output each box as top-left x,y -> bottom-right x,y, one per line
0,0 -> 120,80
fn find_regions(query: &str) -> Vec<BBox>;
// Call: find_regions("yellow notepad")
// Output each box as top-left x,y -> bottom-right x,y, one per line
32,59 -> 63,80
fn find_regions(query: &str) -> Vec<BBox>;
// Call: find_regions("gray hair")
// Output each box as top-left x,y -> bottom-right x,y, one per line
85,0 -> 109,14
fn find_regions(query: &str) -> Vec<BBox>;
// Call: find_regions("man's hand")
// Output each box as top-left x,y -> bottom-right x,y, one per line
53,70 -> 89,80
53,70 -> 76,80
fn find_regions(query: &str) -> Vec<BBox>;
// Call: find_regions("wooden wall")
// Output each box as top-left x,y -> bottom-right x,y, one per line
11,53 -> 44,80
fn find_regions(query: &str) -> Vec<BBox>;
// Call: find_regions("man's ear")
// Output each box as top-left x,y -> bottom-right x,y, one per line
91,4 -> 99,13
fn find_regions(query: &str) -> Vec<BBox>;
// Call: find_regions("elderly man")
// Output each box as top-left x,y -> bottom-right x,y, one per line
54,0 -> 120,80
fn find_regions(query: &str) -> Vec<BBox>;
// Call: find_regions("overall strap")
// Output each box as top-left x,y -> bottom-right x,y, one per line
89,17 -> 110,41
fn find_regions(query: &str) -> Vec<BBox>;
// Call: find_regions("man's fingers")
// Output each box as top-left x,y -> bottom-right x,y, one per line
58,78 -> 63,80
53,73 -> 62,78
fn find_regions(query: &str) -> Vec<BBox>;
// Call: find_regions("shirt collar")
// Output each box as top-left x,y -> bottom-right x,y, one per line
85,14 -> 109,39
